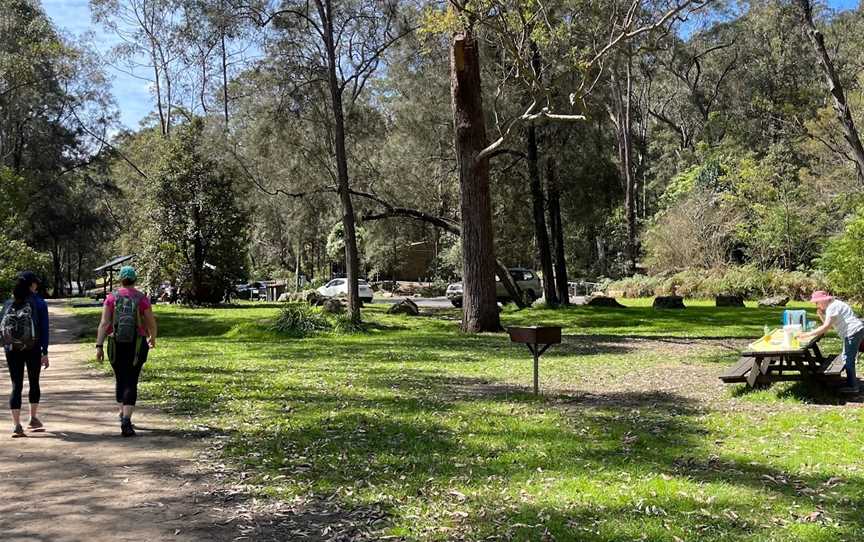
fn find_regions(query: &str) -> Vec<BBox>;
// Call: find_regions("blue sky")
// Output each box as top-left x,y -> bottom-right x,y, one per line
43,0 -> 153,129
41,0 -> 862,131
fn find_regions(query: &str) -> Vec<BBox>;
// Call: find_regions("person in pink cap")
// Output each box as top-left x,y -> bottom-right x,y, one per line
799,290 -> 864,393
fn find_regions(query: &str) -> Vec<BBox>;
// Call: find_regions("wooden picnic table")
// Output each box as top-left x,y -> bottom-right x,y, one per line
720,328 -> 844,387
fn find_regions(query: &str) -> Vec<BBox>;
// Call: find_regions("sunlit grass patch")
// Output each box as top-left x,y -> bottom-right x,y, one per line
72,300 -> 864,540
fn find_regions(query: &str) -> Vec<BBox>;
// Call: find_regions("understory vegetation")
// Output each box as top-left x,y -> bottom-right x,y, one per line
605,267 -> 827,300
75,302 -> 864,541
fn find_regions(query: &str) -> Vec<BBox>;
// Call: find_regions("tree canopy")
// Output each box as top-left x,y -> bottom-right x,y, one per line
5,0 -> 864,308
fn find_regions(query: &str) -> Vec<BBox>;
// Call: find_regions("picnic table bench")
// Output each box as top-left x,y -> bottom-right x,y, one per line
720,328 -> 842,387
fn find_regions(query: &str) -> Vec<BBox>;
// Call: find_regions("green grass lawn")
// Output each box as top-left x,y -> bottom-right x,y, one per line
73,299 -> 864,541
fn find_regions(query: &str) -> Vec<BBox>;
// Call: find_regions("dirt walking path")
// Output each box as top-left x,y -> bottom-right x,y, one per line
0,301 -> 237,542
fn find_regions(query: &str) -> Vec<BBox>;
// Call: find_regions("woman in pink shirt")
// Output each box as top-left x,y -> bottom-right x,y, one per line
95,266 -> 158,436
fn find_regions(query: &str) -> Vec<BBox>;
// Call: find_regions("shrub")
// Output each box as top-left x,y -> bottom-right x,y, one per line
0,234 -> 50,299
332,314 -> 367,334
418,280 -> 448,297
667,269 -> 705,297
819,208 -> 864,301
766,269 -> 825,300
606,274 -> 661,297
643,188 -> 741,272
712,266 -> 767,298
271,303 -> 332,336
606,266 -> 825,300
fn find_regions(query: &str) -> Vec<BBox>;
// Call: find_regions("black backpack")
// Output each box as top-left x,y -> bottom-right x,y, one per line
1,298 -> 38,352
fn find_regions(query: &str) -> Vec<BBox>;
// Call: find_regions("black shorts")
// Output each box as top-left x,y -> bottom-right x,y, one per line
108,336 -> 150,367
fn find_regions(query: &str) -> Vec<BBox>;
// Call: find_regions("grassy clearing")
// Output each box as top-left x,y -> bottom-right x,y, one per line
73,299 -> 864,541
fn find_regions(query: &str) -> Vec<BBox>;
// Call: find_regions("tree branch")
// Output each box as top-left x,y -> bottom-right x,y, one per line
589,0 -> 713,67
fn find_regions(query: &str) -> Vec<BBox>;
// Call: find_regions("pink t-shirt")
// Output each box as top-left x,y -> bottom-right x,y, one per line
104,288 -> 152,336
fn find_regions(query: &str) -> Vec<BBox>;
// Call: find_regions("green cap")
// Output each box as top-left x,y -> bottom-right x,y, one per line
119,266 -> 137,282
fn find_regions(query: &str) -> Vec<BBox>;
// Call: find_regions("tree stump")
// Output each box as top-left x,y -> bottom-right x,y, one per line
586,295 -> 625,308
387,298 -> 420,316
758,296 -> 789,307
321,298 -> 345,314
716,295 -> 744,307
653,296 -> 685,309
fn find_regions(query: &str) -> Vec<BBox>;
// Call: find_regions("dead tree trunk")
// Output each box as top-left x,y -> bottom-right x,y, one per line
451,28 -> 500,332
495,260 -> 525,307
546,159 -> 569,305
797,0 -> 864,182
527,126 -> 558,306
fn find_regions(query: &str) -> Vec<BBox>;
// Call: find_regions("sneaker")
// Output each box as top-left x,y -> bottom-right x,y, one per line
27,417 -> 44,432
118,413 -> 135,429
121,417 -> 136,438
11,424 -> 25,438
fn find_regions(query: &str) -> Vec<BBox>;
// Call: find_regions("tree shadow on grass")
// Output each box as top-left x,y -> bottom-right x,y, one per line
729,379 -> 857,405
456,485 -> 864,541
350,321 -> 410,333
214,373 -> 864,539
133,347 -> 864,540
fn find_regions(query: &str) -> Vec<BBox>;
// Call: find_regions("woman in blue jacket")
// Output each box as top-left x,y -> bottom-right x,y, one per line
2,271 -> 49,437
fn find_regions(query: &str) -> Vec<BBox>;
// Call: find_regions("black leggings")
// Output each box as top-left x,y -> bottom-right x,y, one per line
111,337 -> 149,406
6,349 -> 41,410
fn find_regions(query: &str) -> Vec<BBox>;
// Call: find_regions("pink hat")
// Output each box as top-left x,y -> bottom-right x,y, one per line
810,290 -> 833,303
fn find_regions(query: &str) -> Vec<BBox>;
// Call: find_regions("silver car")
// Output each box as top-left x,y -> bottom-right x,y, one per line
317,278 -> 374,303
446,268 -> 542,307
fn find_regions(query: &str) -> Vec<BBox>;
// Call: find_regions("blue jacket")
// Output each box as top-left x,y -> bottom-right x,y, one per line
2,294 -> 49,355
33,294 -> 49,355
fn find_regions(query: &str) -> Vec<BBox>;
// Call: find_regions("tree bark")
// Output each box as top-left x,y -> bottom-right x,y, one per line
76,251 -> 83,296
546,159 -> 569,305
319,0 -> 361,323
191,237 -> 203,302
221,28 -> 230,128
494,260 -> 525,307
595,234 -> 607,278
527,126 -> 558,306
797,0 -> 864,182
51,242 -> 62,298
65,243 -> 73,298
295,238 -> 302,292
609,56 -> 638,275
451,28 -> 500,332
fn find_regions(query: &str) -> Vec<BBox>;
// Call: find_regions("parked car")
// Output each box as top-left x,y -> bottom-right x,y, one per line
317,278 -> 374,303
446,268 -> 542,308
